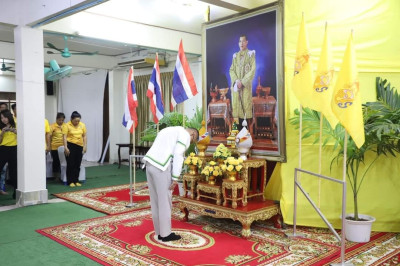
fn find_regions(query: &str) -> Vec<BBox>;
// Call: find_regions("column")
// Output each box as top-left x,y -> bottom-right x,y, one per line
14,26 -> 48,206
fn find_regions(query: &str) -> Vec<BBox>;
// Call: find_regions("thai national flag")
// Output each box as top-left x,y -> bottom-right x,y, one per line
147,54 -> 164,123
171,40 -> 198,110
122,67 -> 138,133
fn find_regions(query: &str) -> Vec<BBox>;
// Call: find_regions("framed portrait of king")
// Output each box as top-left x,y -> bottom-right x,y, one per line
202,1 -> 286,161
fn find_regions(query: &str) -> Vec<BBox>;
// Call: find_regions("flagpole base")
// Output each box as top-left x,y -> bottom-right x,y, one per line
285,232 -> 306,238
126,203 -> 136,208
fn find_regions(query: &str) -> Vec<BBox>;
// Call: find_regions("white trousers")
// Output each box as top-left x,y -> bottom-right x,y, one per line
145,162 -> 173,237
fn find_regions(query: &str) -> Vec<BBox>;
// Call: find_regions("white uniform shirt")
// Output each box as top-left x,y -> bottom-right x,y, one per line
143,126 -> 190,180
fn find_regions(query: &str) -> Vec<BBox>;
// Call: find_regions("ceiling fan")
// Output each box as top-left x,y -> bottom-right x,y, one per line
1,59 -> 15,72
47,35 -> 99,58
44,59 -> 72,81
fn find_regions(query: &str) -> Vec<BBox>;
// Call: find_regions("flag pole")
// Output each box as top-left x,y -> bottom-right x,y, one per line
340,131 -> 348,263
318,113 -> 323,208
133,129 -> 136,195
127,130 -> 136,208
182,103 -> 185,128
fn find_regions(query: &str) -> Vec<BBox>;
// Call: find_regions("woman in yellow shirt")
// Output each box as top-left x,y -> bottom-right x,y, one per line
50,113 -> 66,177
0,110 -> 17,199
63,111 -> 87,187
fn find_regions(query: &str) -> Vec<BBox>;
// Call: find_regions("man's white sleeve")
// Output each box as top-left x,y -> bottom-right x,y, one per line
171,141 -> 187,180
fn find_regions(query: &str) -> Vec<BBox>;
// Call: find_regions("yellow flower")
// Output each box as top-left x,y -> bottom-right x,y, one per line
235,165 -> 243,171
192,158 -> 198,164
190,152 -> 195,157
209,167 -> 214,172
227,165 -> 234,171
221,165 -> 227,171
184,158 -> 191,165
213,170 -> 219,176
198,159 -> 203,166
214,166 -> 220,171
209,161 -> 216,166
238,158 -> 244,163
203,170 -> 209,176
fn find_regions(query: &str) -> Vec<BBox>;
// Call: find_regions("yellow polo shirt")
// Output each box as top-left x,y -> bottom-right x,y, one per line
1,124 -> 17,146
65,121 -> 86,147
45,119 -> 50,150
50,122 -> 67,150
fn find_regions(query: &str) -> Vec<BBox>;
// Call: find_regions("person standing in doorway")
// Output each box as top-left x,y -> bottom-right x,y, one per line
63,111 -> 87,187
0,103 -> 9,195
143,126 -> 199,242
0,110 -> 17,199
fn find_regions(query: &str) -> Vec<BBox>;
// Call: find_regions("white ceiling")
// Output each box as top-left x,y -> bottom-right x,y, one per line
0,0 -> 274,74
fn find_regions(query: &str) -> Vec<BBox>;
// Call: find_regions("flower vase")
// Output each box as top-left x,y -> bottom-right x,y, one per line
189,165 -> 198,175
208,175 -> 216,185
227,171 -> 237,181
217,158 -> 225,166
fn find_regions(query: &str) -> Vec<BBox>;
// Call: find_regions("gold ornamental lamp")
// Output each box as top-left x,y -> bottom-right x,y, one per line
197,120 -> 210,156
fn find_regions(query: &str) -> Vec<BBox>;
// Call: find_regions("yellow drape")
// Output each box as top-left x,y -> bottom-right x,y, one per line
265,0 -> 400,232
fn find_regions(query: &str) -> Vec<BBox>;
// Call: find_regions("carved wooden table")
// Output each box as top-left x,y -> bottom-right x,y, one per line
178,196 -> 280,237
196,182 -> 222,205
222,179 -> 247,209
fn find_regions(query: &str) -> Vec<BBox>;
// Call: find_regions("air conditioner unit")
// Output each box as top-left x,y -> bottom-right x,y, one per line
117,57 -> 166,69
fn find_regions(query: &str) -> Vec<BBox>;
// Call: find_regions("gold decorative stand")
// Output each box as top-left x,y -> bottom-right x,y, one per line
222,179 -> 247,209
196,182 -> 222,205
182,173 -> 202,199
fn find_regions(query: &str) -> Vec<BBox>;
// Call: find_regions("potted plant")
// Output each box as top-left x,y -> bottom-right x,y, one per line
184,152 -> 203,175
213,143 -> 231,162
290,77 -> 400,242
221,156 -> 244,181
201,160 -> 224,185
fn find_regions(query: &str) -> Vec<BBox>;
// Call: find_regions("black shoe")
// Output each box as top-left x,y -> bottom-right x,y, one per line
161,232 -> 181,242
158,235 -> 163,240
12,191 -> 16,199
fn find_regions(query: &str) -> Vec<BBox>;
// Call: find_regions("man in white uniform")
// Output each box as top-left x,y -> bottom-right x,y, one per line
143,126 -> 199,242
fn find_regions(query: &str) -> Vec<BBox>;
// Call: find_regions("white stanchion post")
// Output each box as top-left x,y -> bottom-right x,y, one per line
126,131 -> 135,208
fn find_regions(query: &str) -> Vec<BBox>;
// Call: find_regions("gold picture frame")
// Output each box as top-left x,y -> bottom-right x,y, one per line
202,1 -> 286,161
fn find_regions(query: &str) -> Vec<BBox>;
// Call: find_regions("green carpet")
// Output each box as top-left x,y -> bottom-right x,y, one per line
0,202 -> 103,265
0,164 -> 148,265
0,164 -> 147,206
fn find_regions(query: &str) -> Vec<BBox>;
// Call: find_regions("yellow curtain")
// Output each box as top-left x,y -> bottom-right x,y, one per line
265,0 -> 400,232
133,71 -> 182,145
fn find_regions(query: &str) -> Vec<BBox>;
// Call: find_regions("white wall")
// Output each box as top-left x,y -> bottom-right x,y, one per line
0,75 -> 16,92
44,82 -> 58,123
108,69 -> 130,163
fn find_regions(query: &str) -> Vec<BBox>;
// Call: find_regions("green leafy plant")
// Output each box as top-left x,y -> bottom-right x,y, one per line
140,106 -> 204,155
289,77 -> 400,221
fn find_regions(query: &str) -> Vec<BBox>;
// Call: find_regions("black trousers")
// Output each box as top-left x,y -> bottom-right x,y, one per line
51,150 -> 61,173
66,142 -> 83,184
0,145 -> 17,190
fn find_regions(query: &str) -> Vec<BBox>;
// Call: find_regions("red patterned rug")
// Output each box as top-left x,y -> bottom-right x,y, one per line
37,206 -> 400,265
54,183 -> 151,214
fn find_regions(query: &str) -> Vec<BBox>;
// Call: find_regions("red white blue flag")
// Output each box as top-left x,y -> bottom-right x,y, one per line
122,67 -> 138,133
171,40 -> 198,110
147,54 -> 164,123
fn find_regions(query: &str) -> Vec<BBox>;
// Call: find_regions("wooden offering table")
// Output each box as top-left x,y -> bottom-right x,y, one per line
178,196 -> 280,237
178,158 -> 280,237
